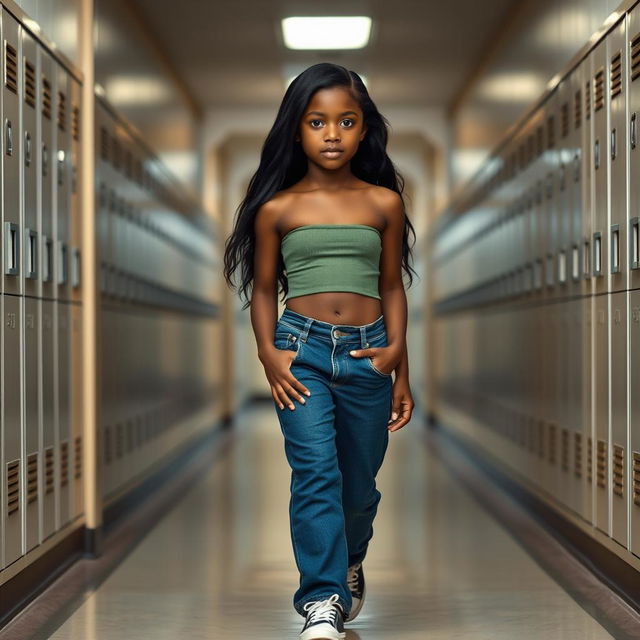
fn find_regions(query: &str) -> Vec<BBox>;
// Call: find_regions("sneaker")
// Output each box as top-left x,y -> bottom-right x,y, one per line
345,562 -> 366,621
299,593 -> 346,640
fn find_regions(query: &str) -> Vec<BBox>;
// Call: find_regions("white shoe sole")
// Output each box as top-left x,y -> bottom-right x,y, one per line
299,622 -> 346,640
346,581 -> 366,622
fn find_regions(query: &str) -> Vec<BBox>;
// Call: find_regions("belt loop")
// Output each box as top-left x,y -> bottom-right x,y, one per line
299,317 -> 313,342
360,326 -> 368,349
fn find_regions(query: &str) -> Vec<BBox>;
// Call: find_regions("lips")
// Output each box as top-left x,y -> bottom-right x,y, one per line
321,148 -> 343,158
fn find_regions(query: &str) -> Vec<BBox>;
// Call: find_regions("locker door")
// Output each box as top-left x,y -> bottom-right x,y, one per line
2,10 -> 24,569
630,292 -> 640,557
608,17 -> 630,548
22,27 -> 39,554
54,64 -> 71,525
39,47 -> 56,541
592,38 -> 611,535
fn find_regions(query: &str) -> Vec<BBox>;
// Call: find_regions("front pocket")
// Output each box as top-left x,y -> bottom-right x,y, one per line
367,356 -> 392,377
274,332 -> 302,361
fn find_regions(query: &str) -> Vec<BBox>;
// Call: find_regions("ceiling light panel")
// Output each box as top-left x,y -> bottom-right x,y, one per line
281,16 -> 372,50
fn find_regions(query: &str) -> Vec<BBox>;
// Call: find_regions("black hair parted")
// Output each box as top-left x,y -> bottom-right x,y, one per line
223,62 -> 418,310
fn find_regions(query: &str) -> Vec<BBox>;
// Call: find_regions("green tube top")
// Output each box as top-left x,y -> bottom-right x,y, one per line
281,224 -> 382,300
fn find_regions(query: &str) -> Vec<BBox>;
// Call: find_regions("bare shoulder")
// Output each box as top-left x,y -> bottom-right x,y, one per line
254,190 -> 291,231
369,185 -> 404,223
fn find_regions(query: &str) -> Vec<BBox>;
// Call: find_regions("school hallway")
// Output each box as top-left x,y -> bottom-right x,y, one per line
3,402 -> 632,640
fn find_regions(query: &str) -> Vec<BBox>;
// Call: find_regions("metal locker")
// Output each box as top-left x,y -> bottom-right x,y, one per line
591,38 -> 611,535
21,26 -> 39,554
68,76 -> 82,520
39,46 -> 56,542
628,1 -> 640,560
2,9 -> 23,569
54,63 -> 71,526
608,17 -> 630,548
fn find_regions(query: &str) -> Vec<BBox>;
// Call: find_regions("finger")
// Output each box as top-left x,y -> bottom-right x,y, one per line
289,374 -> 311,398
349,347 -> 373,357
274,383 -> 295,411
271,388 -> 284,410
281,377 -> 307,405
389,407 -> 412,431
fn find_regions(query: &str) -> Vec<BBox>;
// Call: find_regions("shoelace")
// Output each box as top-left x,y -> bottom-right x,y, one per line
303,594 -> 342,625
347,562 -> 362,592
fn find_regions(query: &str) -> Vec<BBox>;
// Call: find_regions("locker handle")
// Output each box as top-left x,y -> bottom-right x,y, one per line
631,113 -> 637,150
72,248 -> 81,288
611,128 -> 617,161
583,239 -> 591,277
42,235 -> 52,283
5,118 -> 12,156
631,217 -> 639,270
24,131 -> 31,167
58,241 -> 68,285
572,244 -> 580,281
558,248 -> 567,284
546,253 -> 555,287
610,225 -> 620,274
594,139 -> 600,170
4,222 -> 19,276
593,232 -> 602,276
25,228 -> 37,279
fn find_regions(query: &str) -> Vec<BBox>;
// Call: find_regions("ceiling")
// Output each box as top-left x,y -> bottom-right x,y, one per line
130,0 -> 520,112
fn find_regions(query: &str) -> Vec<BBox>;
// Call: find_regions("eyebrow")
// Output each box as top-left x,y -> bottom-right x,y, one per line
306,110 -> 359,117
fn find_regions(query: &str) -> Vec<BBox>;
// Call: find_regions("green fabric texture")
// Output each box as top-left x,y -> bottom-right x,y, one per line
281,224 -> 382,300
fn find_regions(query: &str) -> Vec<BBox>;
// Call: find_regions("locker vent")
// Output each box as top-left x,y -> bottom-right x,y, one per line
561,428 -> 569,471
561,102 -> 569,138
574,433 -> 582,478
633,451 -> 640,505
548,423 -> 556,464
631,33 -> 640,81
596,439 -> 607,489
547,115 -> 555,149
104,425 -> 112,464
612,444 -> 624,497
116,422 -> 123,458
42,75 -> 51,119
611,51 -> 622,99
574,89 -> 581,129
587,437 -> 593,483
4,41 -> 17,94
100,126 -> 109,161
45,445 -> 54,494
27,452 -> 38,504
60,440 -> 69,487
585,81 -> 591,120
72,106 -> 80,141
594,68 -> 604,112
24,58 -> 36,108
74,435 -> 82,479
7,459 -> 19,516
57,91 -> 66,131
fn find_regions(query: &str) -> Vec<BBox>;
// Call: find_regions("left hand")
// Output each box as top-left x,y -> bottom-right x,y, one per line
349,345 -> 398,376
387,377 -> 413,432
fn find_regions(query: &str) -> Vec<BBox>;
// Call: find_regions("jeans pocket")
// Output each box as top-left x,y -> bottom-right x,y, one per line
366,331 -> 392,376
274,331 -> 302,361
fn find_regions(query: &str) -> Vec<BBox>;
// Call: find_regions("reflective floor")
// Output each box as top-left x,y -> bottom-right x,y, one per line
47,404 -> 615,639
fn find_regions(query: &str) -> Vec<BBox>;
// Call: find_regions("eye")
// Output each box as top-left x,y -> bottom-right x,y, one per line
309,119 -> 323,128
341,119 -> 355,128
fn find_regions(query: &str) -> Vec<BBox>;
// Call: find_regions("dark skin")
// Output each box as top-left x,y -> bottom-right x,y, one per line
252,86 -> 414,432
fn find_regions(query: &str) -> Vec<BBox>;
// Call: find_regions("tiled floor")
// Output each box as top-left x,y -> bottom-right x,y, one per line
41,404 -> 616,639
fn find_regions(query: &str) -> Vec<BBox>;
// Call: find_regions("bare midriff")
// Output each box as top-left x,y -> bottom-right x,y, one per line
285,292 -> 382,326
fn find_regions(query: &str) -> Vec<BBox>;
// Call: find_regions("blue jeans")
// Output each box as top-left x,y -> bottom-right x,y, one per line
272,307 -> 393,617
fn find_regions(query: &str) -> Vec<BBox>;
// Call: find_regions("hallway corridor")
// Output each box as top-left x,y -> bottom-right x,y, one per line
11,405 -> 627,640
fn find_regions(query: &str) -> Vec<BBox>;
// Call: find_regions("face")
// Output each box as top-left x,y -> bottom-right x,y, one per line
296,86 -> 367,168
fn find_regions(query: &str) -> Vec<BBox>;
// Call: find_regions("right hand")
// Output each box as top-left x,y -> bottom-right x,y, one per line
260,345 -> 311,410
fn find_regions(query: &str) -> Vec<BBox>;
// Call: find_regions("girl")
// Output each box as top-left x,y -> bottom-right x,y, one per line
223,62 -> 416,640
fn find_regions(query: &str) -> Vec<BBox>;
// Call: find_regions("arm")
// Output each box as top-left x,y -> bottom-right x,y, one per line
378,189 -> 407,368
251,200 -> 281,359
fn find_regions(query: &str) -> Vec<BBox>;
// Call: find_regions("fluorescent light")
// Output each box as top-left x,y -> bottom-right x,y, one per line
282,16 -> 372,50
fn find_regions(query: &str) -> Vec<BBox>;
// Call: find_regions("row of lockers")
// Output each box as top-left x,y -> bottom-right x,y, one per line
431,7 -> 640,568
0,5 -> 83,573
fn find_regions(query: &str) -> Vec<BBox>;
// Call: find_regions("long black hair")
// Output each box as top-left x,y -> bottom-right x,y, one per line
223,62 -> 418,309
